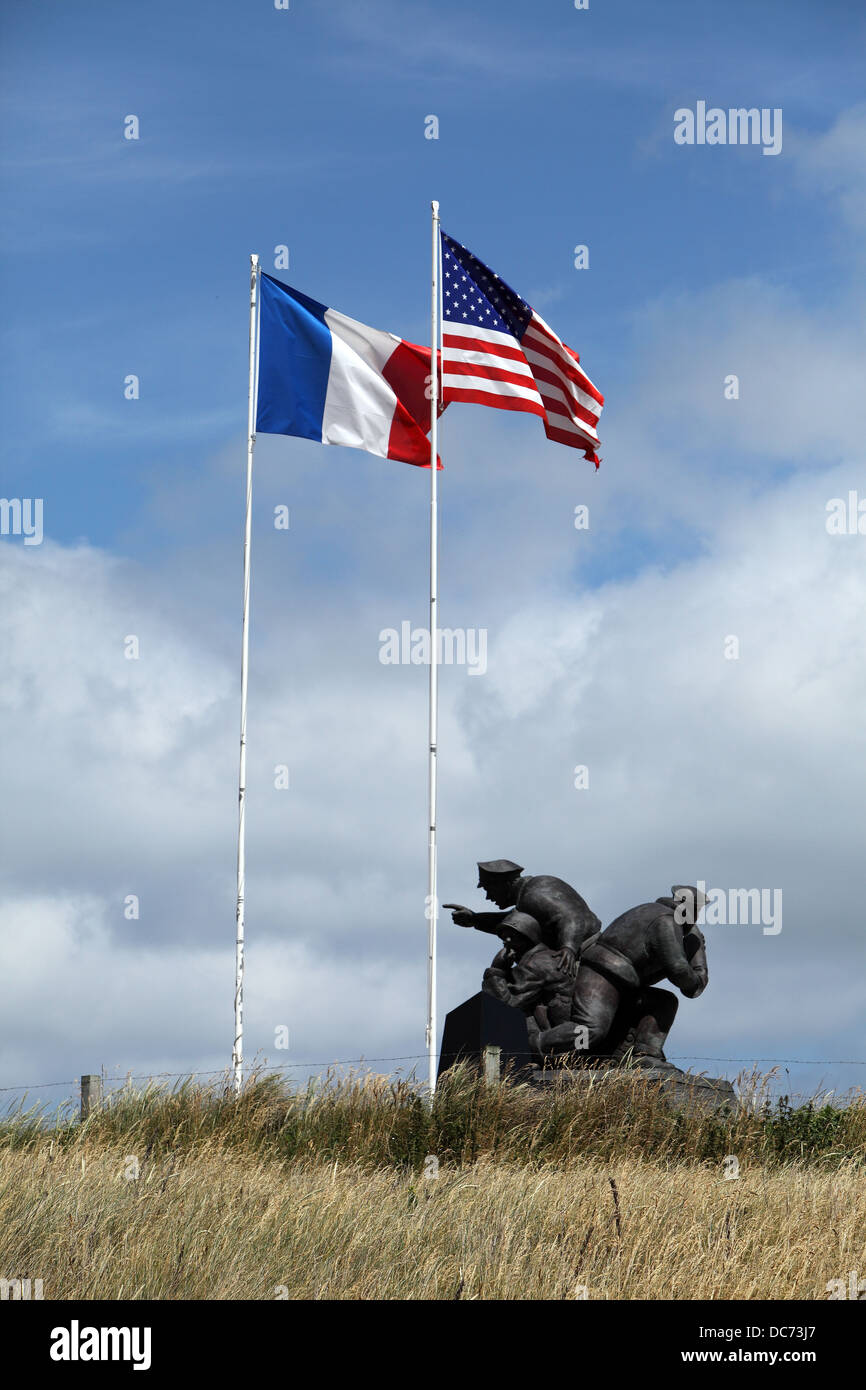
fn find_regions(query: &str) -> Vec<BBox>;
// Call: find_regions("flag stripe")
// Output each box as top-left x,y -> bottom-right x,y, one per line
523,337 -> 602,408
544,409 -> 598,437
443,328 -> 527,356
444,350 -> 539,389
544,409 -> 599,445
530,366 -> 602,431
523,321 -> 604,407
444,358 -> 540,392
545,420 -> 597,449
525,352 -> 603,416
442,321 -> 520,347
444,346 -> 537,384
442,373 -> 545,408
256,272 -> 437,468
440,232 -> 604,465
443,385 -> 547,417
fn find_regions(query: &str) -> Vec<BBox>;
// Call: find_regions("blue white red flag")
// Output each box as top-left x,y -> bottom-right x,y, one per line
256,273 -> 439,467
440,232 -> 604,467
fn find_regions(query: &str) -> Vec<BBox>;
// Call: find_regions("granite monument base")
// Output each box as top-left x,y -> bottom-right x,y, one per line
437,991 -> 535,1079
438,992 -> 737,1114
524,1058 -> 738,1115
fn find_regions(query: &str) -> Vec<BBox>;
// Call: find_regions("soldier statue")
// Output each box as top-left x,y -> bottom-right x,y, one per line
447,865 -> 709,1071
444,858 -> 601,1060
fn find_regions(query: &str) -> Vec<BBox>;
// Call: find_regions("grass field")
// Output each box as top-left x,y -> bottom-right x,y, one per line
1,1068 -> 863,1300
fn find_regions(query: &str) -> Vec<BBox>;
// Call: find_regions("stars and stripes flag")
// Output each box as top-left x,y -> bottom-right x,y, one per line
440,231 -> 604,466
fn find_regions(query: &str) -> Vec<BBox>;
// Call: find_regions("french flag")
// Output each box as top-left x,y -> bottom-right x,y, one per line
256,272 -> 440,467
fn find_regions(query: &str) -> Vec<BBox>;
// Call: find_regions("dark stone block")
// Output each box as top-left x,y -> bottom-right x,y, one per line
523,1062 -> 739,1115
438,991 -> 534,1079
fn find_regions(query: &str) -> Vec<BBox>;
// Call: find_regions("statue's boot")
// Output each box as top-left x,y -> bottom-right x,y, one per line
537,1020 -> 587,1055
525,1015 -> 545,1063
629,986 -> 679,1064
629,1052 -> 687,1077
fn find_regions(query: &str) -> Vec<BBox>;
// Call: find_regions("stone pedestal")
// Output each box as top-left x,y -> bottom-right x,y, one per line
438,993 -> 737,1113
438,991 -> 534,1079
524,1060 -> 737,1115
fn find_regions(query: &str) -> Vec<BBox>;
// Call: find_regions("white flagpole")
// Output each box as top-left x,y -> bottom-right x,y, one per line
234,252 -> 260,1095
426,202 -> 441,1093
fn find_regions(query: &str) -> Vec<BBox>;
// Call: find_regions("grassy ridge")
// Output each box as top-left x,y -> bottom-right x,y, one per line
1,1070 -> 863,1300
2,1066 -> 863,1170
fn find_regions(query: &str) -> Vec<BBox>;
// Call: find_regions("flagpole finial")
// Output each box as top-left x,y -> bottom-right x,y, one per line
431,200 -> 439,219
250,253 -> 259,267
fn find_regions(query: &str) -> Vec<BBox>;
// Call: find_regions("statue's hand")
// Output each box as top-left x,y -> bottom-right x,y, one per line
443,903 -> 475,928
555,947 -> 578,978
684,927 -> 706,960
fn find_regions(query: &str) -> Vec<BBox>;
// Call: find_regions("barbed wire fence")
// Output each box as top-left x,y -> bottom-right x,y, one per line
1,1052 -> 864,1098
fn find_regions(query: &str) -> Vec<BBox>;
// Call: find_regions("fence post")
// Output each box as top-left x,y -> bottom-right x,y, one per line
482,1044 -> 501,1086
80,1074 -> 103,1121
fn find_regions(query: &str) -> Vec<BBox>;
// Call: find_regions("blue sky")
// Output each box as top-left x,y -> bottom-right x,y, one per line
1,0 -> 865,1109
2,0 -> 862,545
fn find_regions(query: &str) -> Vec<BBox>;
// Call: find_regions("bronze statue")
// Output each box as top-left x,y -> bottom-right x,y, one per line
444,858 -> 600,977
444,859 -> 600,1060
447,867 -> 709,1070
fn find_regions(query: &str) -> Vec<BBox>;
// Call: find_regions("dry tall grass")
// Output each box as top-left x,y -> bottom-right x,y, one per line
1,1069 -> 863,1300
4,1066 -> 862,1169
1,1145 -> 863,1300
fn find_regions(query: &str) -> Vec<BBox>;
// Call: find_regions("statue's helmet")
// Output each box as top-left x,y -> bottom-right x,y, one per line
477,859 -> 524,887
501,911 -> 543,947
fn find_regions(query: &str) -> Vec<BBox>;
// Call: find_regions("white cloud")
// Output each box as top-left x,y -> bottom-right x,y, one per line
0,893 -> 426,1098
790,103 -> 866,232
2,440 -> 863,1099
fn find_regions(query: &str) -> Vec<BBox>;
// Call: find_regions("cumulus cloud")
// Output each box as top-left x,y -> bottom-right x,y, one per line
2,442 -> 863,1102
790,103 -> 866,232
0,893 -> 427,1104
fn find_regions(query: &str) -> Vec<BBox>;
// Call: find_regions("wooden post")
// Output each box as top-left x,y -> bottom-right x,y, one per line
80,1074 -> 103,1121
482,1044 -> 501,1086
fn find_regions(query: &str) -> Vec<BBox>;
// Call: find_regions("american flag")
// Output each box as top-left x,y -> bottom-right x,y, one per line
440,231 -> 604,466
